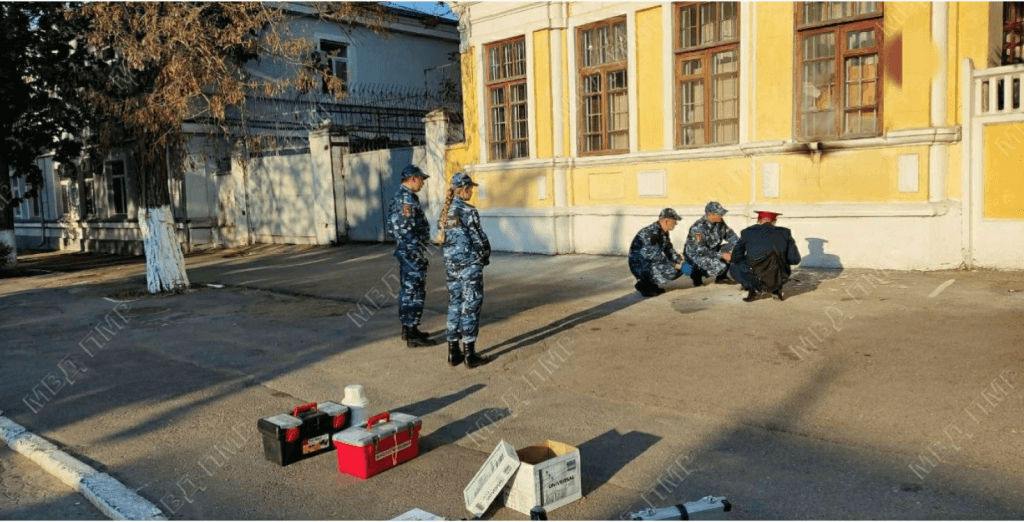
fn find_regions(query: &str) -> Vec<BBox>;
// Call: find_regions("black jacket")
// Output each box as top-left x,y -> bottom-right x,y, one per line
732,224 -> 801,274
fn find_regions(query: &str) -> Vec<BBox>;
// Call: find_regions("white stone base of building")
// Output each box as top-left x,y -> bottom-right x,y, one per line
480,201 -> 985,271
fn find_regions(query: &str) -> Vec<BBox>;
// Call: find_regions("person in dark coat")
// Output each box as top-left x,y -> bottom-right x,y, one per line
729,211 -> 802,302
386,164 -> 437,347
628,208 -> 693,297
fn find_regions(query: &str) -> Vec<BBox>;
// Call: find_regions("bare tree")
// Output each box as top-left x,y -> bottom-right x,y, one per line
73,2 -> 385,292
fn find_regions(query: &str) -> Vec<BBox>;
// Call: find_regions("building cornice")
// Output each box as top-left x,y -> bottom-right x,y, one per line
457,127 -> 963,171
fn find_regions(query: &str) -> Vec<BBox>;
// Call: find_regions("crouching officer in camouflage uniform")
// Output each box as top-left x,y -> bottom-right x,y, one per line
387,164 -> 437,348
730,211 -> 801,302
438,172 -> 490,368
684,201 -> 740,286
628,208 -> 693,297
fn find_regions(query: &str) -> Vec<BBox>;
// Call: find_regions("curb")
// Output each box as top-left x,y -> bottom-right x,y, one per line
0,413 -> 166,521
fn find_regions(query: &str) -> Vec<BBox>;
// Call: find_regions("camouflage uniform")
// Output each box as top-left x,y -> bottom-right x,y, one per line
443,195 -> 490,343
628,221 -> 686,285
387,183 -> 431,329
684,210 -> 739,280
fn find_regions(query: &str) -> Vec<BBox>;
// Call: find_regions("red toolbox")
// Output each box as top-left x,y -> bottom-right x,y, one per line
332,412 -> 422,479
257,401 -> 348,466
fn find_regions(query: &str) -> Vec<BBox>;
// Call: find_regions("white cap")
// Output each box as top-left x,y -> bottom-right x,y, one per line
342,384 -> 370,408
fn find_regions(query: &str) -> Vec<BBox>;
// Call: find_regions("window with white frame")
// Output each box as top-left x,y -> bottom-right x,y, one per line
30,185 -> 40,218
83,171 -> 96,218
60,180 -> 71,217
578,17 -> 629,155
106,160 -> 127,216
319,40 -> 349,94
485,36 -> 529,161
675,2 -> 740,147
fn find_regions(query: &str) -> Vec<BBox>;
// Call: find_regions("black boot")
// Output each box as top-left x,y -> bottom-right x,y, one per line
463,342 -> 489,368
743,289 -> 758,302
773,289 -> 785,301
403,326 -> 436,348
447,341 -> 464,366
634,280 -> 659,297
406,325 -> 431,340
691,273 -> 704,287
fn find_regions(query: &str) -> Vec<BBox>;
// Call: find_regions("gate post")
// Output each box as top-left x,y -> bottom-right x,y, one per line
422,110 -> 449,240
960,58 -> 975,267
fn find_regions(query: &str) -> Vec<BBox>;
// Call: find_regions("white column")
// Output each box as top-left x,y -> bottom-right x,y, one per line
960,58 -> 975,267
929,2 -> 949,203
550,3 -> 566,158
422,110 -> 449,240
662,2 -> 674,150
550,3 -> 572,253
627,10 -> 639,154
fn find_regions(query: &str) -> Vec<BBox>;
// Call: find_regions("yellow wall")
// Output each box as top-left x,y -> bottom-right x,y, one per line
955,2 -> 993,126
883,2 -> 932,132
571,159 -> 750,208
754,2 -> 794,141
983,123 -> 1024,219
452,2 -> 999,212
534,29 -> 554,159
474,170 -> 553,209
636,6 -> 664,151
446,47 -> 480,202
756,147 -> 929,204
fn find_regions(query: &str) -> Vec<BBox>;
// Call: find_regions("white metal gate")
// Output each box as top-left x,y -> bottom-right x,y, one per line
343,146 -> 426,242
961,59 -> 1024,269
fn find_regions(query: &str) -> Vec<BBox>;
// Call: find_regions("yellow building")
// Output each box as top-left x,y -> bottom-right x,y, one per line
443,1 -> 1024,270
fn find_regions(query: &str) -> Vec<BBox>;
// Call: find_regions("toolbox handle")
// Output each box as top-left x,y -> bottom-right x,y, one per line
366,412 -> 390,429
292,402 -> 318,417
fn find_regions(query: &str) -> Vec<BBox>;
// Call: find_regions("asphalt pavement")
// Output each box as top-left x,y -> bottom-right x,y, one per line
1,243 -> 1022,520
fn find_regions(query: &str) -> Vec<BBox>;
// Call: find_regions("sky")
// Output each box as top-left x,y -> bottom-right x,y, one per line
385,1 -> 458,20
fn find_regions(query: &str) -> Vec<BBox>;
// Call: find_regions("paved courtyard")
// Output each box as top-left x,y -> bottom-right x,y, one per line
1,243 -> 1022,519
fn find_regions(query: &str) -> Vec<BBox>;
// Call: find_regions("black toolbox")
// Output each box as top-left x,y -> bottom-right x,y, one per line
257,401 -> 349,466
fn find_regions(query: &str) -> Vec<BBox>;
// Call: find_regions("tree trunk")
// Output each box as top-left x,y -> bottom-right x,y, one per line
138,145 -> 189,293
0,153 -> 18,270
138,204 -> 189,292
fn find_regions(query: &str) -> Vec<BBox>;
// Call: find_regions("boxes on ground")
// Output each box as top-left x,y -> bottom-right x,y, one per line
464,441 -> 520,517
257,401 -> 348,466
333,411 -> 422,479
464,440 -> 582,517
503,440 -> 582,515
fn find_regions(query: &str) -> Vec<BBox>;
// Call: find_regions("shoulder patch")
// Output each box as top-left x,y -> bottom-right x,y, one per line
402,204 -> 412,218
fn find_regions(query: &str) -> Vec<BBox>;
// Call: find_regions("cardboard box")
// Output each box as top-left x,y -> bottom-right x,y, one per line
463,440 -> 519,517
502,440 -> 582,516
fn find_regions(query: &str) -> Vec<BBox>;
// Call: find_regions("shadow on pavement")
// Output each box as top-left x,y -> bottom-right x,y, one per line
391,384 -> 486,418
606,356 -> 1024,520
578,429 -> 662,497
480,292 -> 642,359
418,407 -> 510,455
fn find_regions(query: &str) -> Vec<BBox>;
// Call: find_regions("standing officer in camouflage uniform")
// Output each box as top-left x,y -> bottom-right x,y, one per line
387,164 -> 437,348
438,172 -> 490,368
628,208 -> 693,297
684,201 -> 740,286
